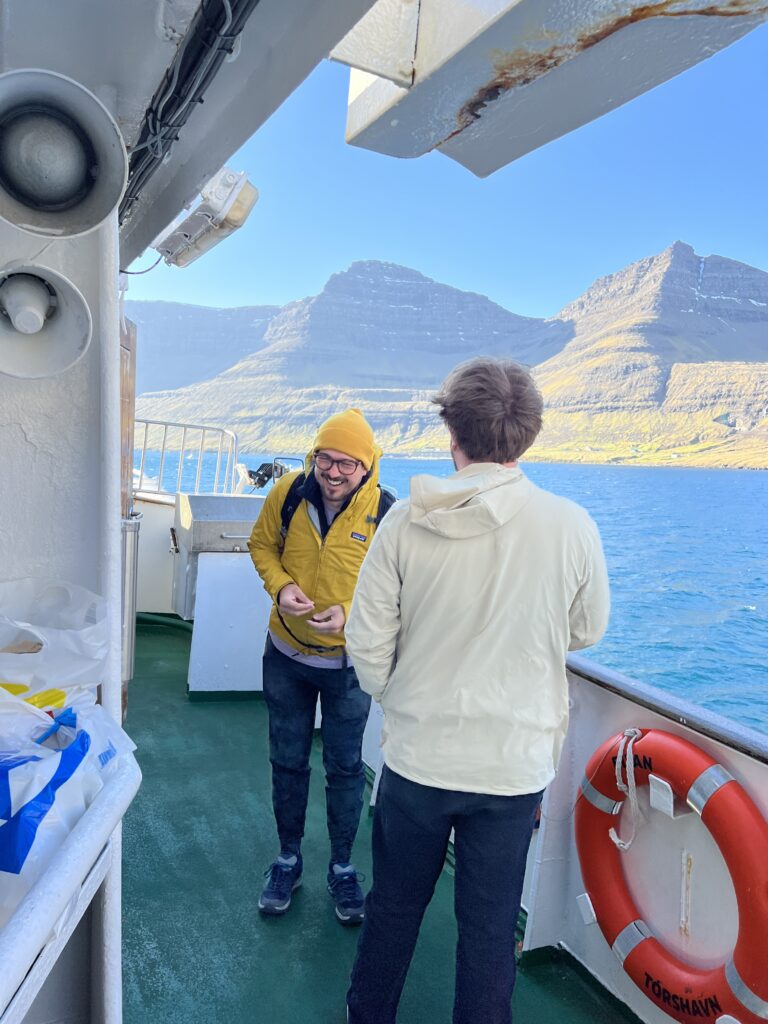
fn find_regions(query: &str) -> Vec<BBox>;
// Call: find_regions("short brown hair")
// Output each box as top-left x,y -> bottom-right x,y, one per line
432,358 -> 543,462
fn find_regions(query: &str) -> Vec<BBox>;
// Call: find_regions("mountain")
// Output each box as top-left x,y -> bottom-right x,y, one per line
531,243 -> 768,465
134,246 -> 768,468
126,300 -> 280,394
134,261 -> 570,454
537,241 -> 767,410
235,261 -> 568,387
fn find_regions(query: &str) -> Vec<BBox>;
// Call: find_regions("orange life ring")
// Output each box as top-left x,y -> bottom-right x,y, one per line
574,729 -> 768,1024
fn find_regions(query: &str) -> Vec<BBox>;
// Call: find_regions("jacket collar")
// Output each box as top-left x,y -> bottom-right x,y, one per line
298,468 -> 371,537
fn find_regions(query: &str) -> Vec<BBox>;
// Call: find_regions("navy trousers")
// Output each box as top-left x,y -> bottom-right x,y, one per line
261,637 -> 371,865
347,766 -> 542,1024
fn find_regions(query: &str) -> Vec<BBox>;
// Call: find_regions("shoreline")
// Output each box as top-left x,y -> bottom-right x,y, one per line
141,446 -> 768,472
378,453 -> 768,471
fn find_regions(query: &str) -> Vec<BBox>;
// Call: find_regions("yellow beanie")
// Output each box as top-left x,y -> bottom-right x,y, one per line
313,409 -> 376,470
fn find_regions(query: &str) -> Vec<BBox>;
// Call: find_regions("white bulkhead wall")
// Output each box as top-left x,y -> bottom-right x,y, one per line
0,219 -> 122,717
0,213 -> 125,1024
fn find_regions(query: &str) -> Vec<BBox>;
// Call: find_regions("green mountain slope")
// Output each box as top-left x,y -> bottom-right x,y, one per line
136,245 -> 768,469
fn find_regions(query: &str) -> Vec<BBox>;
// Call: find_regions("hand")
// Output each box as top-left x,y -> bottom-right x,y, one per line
278,584 -> 315,617
0,638 -> 43,654
306,604 -> 345,634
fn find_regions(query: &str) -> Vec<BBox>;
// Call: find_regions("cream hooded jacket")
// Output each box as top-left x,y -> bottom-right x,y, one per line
345,464 -> 610,796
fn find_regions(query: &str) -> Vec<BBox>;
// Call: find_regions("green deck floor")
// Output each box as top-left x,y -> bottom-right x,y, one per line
122,622 -> 637,1024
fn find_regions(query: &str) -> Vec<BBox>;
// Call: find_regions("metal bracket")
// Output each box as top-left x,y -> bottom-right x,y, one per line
331,0 -> 419,86
576,892 -> 597,925
648,773 -> 691,819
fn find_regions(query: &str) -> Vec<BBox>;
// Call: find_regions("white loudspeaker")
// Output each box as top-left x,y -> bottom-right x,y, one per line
0,69 -> 127,238
0,264 -> 92,378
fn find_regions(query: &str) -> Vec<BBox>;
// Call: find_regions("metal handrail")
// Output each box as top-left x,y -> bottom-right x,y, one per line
134,418 -> 239,495
567,653 -> 768,765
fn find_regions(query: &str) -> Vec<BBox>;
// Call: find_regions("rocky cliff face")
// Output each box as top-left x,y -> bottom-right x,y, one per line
135,245 -> 768,468
531,243 -> 768,465
213,261 -> 568,390
127,300 -> 280,395
537,242 -> 768,409
558,242 -> 768,345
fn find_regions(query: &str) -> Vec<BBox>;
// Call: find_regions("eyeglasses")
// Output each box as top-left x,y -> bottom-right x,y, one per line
314,452 -> 361,476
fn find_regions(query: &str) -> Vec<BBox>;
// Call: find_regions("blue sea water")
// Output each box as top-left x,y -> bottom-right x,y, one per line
137,450 -> 767,733
380,458 -> 767,734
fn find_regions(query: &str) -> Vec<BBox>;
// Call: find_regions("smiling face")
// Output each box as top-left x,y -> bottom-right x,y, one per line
313,448 -> 367,507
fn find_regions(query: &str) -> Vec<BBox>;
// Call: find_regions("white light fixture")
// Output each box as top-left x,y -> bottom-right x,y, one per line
151,168 -> 258,268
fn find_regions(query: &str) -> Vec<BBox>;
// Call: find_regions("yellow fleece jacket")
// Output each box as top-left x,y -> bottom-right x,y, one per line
247,459 -> 383,656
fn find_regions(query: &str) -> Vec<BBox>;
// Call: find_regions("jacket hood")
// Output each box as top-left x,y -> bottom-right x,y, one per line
409,464 -> 534,538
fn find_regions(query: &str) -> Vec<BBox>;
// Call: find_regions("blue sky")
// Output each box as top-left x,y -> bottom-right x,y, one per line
128,23 -> 768,320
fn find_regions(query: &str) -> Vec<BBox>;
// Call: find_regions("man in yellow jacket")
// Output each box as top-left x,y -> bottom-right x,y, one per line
248,408 -> 383,925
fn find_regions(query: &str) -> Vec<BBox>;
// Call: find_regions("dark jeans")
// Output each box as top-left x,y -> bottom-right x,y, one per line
262,637 -> 371,865
347,766 -> 543,1024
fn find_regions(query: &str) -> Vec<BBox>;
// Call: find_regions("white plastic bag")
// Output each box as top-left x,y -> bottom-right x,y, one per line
50,703 -> 136,777
0,729 -> 100,928
0,691 -> 136,928
0,689 -> 135,769
0,579 -> 108,691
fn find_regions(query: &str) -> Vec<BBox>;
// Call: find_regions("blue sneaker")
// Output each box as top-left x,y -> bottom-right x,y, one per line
327,862 -> 365,925
258,853 -> 303,915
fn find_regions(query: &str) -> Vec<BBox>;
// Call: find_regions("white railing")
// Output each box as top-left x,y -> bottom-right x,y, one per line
0,755 -> 142,1023
134,419 -> 239,496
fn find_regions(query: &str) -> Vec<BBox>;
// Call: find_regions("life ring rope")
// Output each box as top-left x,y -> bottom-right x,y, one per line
609,728 -> 642,850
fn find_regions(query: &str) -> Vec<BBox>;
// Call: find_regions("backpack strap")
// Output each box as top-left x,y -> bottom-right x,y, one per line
375,486 -> 397,526
279,472 -> 306,552
275,471 -> 331,653
281,475 -> 395,548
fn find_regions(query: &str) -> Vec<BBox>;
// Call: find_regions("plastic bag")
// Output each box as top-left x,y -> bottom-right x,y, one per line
0,681 -> 97,713
0,691 -> 136,928
48,703 -> 136,776
0,729 -> 100,928
0,689 -> 135,773
0,579 -> 108,691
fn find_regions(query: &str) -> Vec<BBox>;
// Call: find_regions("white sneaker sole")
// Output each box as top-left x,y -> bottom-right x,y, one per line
334,904 -> 364,924
258,877 -> 302,914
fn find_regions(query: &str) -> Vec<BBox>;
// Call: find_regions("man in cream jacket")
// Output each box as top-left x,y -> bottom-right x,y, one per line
345,358 -> 610,1024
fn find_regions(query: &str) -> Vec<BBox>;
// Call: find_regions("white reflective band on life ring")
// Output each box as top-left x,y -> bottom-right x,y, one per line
686,764 -> 735,815
612,919 -> 652,966
725,958 -> 768,1019
581,776 -> 624,816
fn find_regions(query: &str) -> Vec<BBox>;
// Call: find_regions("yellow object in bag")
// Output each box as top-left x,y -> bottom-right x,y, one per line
0,681 -> 75,710
0,682 -> 27,696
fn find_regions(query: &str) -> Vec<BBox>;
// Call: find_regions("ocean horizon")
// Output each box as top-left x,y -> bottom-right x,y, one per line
136,450 -> 767,734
